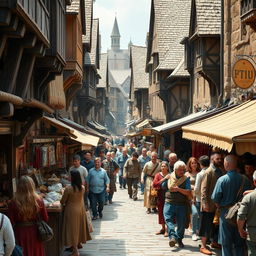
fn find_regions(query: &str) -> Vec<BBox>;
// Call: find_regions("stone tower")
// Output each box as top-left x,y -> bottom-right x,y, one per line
111,17 -> 121,51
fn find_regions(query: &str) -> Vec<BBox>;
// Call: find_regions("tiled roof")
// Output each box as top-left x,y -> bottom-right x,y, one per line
84,18 -> 99,66
66,0 -> 80,13
152,0 -> 191,67
97,53 -> 108,88
130,45 -> 149,89
82,0 -> 93,46
154,0 -> 191,70
168,57 -> 189,79
194,0 -> 221,36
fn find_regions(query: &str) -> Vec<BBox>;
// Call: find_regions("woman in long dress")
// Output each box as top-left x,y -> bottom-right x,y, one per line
153,161 -> 170,236
8,176 -> 48,256
61,170 -> 91,256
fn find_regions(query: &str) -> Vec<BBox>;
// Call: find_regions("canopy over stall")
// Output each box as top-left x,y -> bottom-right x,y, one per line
43,117 -> 99,148
182,100 -> 256,155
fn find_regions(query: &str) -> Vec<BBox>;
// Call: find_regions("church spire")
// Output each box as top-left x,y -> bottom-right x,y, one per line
111,16 -> 121,51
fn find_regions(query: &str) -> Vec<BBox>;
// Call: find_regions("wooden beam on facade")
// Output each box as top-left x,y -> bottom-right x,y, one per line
0,8 -> 11,26
0,40 -> 24,93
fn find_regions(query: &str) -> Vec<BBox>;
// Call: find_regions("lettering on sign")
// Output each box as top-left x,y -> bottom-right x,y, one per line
232,58 -> 256,89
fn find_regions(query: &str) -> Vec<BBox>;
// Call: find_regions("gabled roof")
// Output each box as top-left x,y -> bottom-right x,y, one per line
109,71 -> 129,98
98,53 -> 108,88
109,69 -> 131,85
130,45 -> 149,90
82,0 -> 93,48
66,0 -> 86,34
147,0 -> 191,69
190,0 -> 221,37
84,18 -> 99,67
111,17 -> 121,37
168,58 -> 189,80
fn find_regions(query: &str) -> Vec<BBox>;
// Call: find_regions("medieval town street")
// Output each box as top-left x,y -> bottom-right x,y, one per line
70,187 -> 221,256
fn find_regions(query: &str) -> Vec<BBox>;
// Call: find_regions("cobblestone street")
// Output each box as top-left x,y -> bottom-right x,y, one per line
75,187 -> 221,256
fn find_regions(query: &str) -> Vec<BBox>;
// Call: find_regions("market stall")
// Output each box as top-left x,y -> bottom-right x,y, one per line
0,116 -> 100,256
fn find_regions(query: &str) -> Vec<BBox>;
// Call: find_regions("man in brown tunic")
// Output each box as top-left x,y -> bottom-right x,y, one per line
199,152 -> 223,255
141,152 -> 161,214
123,152 -> 142,200
102,152 -> 119,204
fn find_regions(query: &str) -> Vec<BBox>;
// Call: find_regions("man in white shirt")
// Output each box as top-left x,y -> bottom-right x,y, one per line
69,154 -> 88,185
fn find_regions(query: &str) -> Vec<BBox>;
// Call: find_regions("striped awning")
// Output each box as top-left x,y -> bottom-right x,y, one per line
182,100 -> 256,155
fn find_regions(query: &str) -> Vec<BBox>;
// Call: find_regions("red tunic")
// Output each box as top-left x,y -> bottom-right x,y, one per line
153,172 -> 166,224
8,199 -> 49,256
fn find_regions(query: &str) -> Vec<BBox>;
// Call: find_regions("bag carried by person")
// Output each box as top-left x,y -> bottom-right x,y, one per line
0,214 -> 23,256
225,175 -> 246,226
36,213 -> 53,242
150,188 -> 158,197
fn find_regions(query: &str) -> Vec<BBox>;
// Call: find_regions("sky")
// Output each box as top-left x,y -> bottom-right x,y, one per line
94,0 -> 151,53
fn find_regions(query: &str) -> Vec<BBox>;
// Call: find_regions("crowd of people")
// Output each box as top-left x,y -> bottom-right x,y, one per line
79,140 -> 256,256
1,139 -> 256,256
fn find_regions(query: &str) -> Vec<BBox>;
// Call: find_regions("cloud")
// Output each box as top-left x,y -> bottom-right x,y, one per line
94,0 -> 151,52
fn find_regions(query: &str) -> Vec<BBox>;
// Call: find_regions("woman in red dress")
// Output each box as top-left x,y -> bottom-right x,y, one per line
153,161 -> 170,236
8,176 -> 48,256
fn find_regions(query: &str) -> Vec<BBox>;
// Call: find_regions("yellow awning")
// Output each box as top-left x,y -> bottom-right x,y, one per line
182,100 -> 256,155
42,117 -> 99,147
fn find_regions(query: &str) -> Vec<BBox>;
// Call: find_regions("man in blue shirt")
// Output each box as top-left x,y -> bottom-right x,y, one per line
212,155 -> 251,256
81,151 -> 94,171
117,148 -> 130,189
88,158 -> 110,220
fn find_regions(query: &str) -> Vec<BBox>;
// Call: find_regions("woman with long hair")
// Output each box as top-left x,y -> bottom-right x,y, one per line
61,170 -> 91,256
8,176 -> 48,256
186,157 -> 201,241
153,161 -> 170,237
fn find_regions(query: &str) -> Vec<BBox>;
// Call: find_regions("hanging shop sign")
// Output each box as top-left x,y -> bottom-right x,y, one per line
232,58 -> 256,89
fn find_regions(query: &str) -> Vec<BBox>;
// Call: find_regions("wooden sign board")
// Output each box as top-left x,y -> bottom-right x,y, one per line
232,58 -> 256,89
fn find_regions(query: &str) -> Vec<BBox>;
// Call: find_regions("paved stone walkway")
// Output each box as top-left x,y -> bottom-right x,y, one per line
76,188 -> 221,256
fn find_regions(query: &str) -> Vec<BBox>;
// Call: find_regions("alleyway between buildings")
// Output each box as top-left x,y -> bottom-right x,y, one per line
68,188 -> 221,256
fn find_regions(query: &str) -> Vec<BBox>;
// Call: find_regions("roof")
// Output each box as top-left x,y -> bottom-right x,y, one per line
168,58 -> 189,79
155,0 -> 191,70
84,18 -> 99,66
182,100 -> 256,155
148,0 -> 191,69
66,0 -> 80,13
82,0 -> 93,47
152,104 -> 237,134
109,69 -> 131,85
191,0 -> 221,36
111,17 -> 121,37
97,53 -> 108,88
130,45 -> 149,90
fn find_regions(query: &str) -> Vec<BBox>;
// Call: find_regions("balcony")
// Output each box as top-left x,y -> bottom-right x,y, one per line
0,0 -> 51,44
241,0 -> 256,29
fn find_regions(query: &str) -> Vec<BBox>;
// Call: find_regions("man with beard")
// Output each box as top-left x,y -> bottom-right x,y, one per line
199,152 -> 223,255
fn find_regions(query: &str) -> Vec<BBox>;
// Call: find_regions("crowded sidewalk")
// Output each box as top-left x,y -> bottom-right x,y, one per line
72,187 -> 221,256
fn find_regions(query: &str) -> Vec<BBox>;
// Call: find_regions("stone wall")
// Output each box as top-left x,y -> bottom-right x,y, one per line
224,0 -> 256,104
